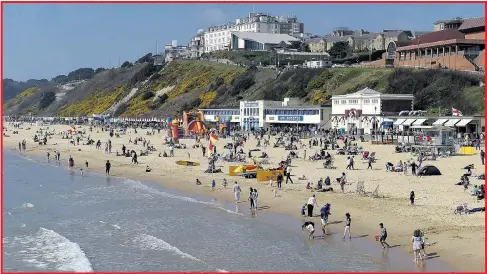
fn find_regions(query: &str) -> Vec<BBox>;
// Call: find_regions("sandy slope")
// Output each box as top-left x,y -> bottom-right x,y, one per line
3,123 -> 485,271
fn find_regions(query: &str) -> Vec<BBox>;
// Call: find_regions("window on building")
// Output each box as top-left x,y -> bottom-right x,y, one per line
341,100 -> 346,104
372,99 -> 379,103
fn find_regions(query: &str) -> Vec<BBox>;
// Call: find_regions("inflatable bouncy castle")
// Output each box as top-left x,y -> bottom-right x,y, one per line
167,118 -> 180,142
183,111 -> 207,136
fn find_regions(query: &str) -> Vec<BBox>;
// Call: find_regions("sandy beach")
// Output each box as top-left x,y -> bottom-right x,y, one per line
3,123 -> 485,272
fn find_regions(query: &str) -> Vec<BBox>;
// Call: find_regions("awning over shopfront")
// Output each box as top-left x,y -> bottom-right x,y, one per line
402,119 -> 416,126
444,119 -> 460,127
432,119 -> 448,126
412,118 -> 427,126
393,119 -> 405,125
455,118 -> 473,127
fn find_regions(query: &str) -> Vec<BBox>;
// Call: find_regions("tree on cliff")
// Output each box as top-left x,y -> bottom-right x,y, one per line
328,41 -> 351,59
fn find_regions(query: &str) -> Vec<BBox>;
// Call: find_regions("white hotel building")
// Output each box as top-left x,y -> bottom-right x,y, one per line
204,13 -> 304,53
200,97 -> 332,130
331,88 -> 414,134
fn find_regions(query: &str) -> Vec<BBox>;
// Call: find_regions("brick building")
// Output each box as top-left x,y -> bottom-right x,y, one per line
393,18 -> 485,72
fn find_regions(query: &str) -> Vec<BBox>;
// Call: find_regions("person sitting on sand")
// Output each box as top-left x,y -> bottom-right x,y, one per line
162,151 -> 168,157
196,179 -> 202,185
385,162 -> 394,171
146,166 -> 151,172
315,179 -> 323,190
306,182 -> 311,190
324,176 -> 331,186
298,175 -> 307,180
301,203 -> 307,217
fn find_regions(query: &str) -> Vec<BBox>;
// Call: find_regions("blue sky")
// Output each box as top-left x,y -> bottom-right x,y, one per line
3,3 -> 484,81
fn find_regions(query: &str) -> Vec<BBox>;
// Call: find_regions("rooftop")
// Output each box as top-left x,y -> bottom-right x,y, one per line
396,38 -> 485,51
434,17 -> 464,24
409,29 -> 465,44
231,31 -> 300,44
458,17 -> 485,31
331,87 -> 414,98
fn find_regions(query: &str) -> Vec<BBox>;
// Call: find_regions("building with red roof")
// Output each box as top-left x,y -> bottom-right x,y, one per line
393,18 -> 485,72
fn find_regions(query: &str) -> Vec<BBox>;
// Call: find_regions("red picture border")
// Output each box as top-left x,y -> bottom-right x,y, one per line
0,1 -> 485,273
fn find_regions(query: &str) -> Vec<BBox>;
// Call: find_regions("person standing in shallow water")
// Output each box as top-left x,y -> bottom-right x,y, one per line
342,213 -> 352,239
379,223 -> 390,248
105,160 -> 111,176
233,182 -> 241,203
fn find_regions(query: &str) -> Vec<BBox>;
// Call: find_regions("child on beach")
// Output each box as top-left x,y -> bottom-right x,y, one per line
379,223 -> 390,248
80,168 -> 84,176
302,221 -> 315,240
342,213 -> 352,239
223,178 -> 228,188
301,203 -> 307,216
212,179 -> 216,190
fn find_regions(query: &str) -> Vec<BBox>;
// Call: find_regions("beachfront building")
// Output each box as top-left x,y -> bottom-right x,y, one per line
391,115 -> 485,136
394,18 -> 485,72
198,98 -> 332,131
199,108 -> 240,124
240,98 -> 331,131
331,87 -> 414,134
230,32 -> 300,51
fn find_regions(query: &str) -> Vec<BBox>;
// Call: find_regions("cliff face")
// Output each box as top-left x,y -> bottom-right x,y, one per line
4,60 -> 485,117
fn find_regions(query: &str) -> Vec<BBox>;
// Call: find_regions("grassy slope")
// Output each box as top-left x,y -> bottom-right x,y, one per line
5,61 -> 484,117
121,60 -> 245,117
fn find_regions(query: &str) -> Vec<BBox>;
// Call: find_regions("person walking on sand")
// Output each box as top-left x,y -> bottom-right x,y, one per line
403,162 -> 408,175
367,156 -> 373,170
342,213 -> 352,239
248,187 -> 255,209
105,160 -> 111,176
285,167 -> 294,184
306,194 -> 318,217
233,182 -> 241,203
253,189 -> 259,211
410,191 -> 415,206
379,223 -> 390,248
212,179 -> 216,191
481,150 -> 485,165
47,152 -> 50,163
411,161 -> 417,176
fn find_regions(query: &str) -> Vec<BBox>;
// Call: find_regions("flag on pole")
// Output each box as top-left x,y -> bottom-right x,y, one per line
208,131 -> 219,158
452,107 -> 463,116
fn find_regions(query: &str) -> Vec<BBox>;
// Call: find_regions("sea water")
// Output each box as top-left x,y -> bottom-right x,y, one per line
3,150 -> 453,272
